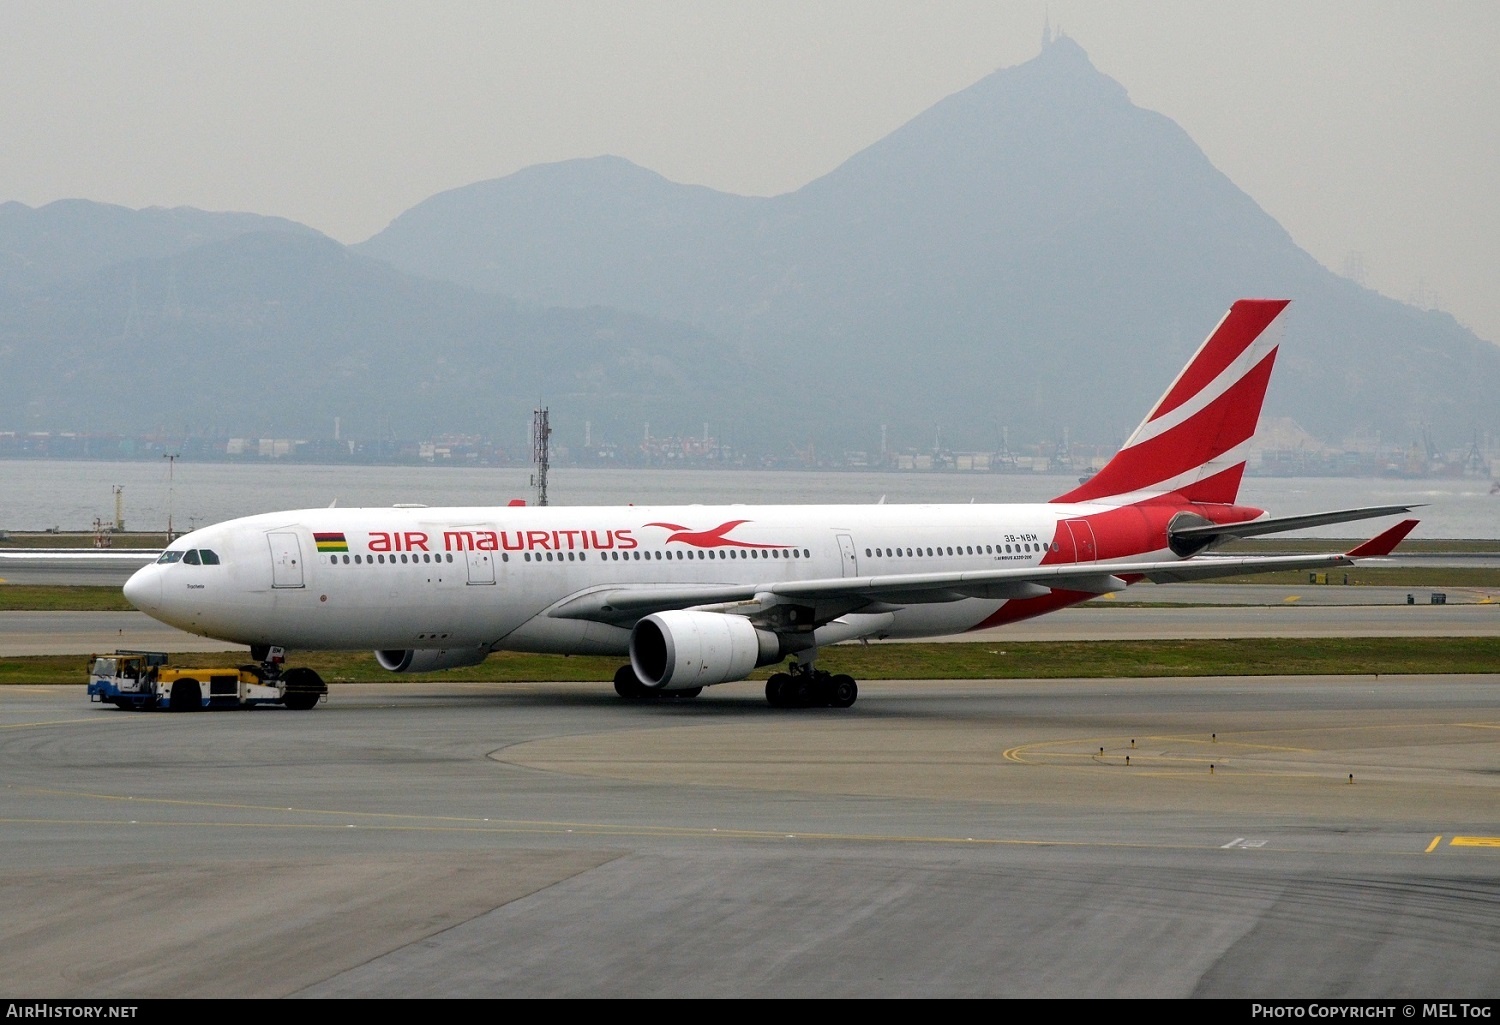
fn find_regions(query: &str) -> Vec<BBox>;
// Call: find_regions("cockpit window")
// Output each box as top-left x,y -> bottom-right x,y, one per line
156,551 -> 185,564
183,550 -> 201,566
199,550 -> 220,565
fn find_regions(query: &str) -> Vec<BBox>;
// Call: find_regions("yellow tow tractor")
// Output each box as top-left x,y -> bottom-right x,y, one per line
87,649 -> 325,711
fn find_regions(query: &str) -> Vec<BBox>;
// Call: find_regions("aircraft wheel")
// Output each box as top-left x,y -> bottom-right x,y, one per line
169,679 -> 201,712
614,665 -> 647,699
828,675 -> 858,709
765,673 -> 792,707
281,667 -> 325,710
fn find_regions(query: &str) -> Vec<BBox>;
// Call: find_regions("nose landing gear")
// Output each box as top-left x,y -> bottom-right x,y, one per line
250,645 -> 326,710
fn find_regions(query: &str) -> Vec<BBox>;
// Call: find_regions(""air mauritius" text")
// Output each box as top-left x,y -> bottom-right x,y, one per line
367,529 -> 638,553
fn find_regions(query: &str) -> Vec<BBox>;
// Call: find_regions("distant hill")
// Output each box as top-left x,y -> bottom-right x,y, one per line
0,199 -> 321,291
357,36 -> 1500,454
0,230 -> 743,444
5,37 -> 1497,459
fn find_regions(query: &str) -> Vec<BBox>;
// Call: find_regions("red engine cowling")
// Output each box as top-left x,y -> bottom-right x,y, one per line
630,611 -> 780,691
375,647 -> 490,673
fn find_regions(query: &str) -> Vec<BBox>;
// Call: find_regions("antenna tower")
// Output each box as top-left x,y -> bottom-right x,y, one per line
531,408 -> 551,507
163,453 -> 179,540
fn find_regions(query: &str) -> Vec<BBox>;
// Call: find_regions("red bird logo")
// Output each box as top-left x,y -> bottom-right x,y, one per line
643,520 -> 785,549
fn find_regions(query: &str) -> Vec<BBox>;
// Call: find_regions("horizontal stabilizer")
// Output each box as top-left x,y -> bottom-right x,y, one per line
1169,504 -> 1421,543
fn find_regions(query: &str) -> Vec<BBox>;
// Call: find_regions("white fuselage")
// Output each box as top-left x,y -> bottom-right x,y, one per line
122,501 -> 1168,653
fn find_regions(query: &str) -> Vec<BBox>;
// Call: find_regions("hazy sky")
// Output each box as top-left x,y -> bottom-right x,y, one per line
2,2 -> 1497,341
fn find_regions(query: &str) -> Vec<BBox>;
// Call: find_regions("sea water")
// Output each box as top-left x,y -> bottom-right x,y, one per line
0,460 -> 1494,539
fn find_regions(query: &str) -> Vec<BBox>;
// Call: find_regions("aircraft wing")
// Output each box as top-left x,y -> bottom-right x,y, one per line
550,519 -> 1419,625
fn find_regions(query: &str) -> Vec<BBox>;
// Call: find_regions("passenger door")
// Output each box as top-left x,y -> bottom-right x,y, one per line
837,533 -> 859,577
268,532 -> 305,588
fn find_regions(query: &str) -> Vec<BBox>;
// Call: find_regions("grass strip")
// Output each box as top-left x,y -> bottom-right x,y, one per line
9,637 -> 1500,686
1191,567 -> 1500,587
0,586 -> 136,611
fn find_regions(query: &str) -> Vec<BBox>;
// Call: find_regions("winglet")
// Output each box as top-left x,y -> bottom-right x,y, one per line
1346,519 -> 1419,558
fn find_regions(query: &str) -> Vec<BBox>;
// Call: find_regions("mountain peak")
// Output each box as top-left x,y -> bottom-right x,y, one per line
988,31 -> 1127,104
1039,30 -> 1088,61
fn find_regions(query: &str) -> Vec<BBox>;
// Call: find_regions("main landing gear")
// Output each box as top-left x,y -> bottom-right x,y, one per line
609,659 -> 859,709
613,665 -> 702,701
765,661 -> 858,709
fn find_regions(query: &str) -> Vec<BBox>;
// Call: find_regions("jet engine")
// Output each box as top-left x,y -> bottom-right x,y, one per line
375,646 -> 490,673
630,610 -> 781,691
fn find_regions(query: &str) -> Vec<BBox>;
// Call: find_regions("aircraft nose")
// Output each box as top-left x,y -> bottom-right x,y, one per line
123,564 -> 160,612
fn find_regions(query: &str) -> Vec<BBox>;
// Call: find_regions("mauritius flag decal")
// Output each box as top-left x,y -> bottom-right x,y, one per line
314,532 -> 348,554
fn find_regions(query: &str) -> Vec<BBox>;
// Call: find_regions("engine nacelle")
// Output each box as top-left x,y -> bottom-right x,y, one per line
375,646 -> 490,674
630,611 -> 781,691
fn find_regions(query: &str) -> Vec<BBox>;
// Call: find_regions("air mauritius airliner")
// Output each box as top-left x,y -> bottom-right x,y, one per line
123,299 -> 1416,708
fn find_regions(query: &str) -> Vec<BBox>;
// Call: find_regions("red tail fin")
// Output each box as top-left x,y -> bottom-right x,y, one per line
1053,299 -> 1289,505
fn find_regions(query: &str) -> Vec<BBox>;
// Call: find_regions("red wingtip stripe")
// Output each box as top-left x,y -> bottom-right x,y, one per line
1346,519 -> 1419,558
1151,299 -> 1289,423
